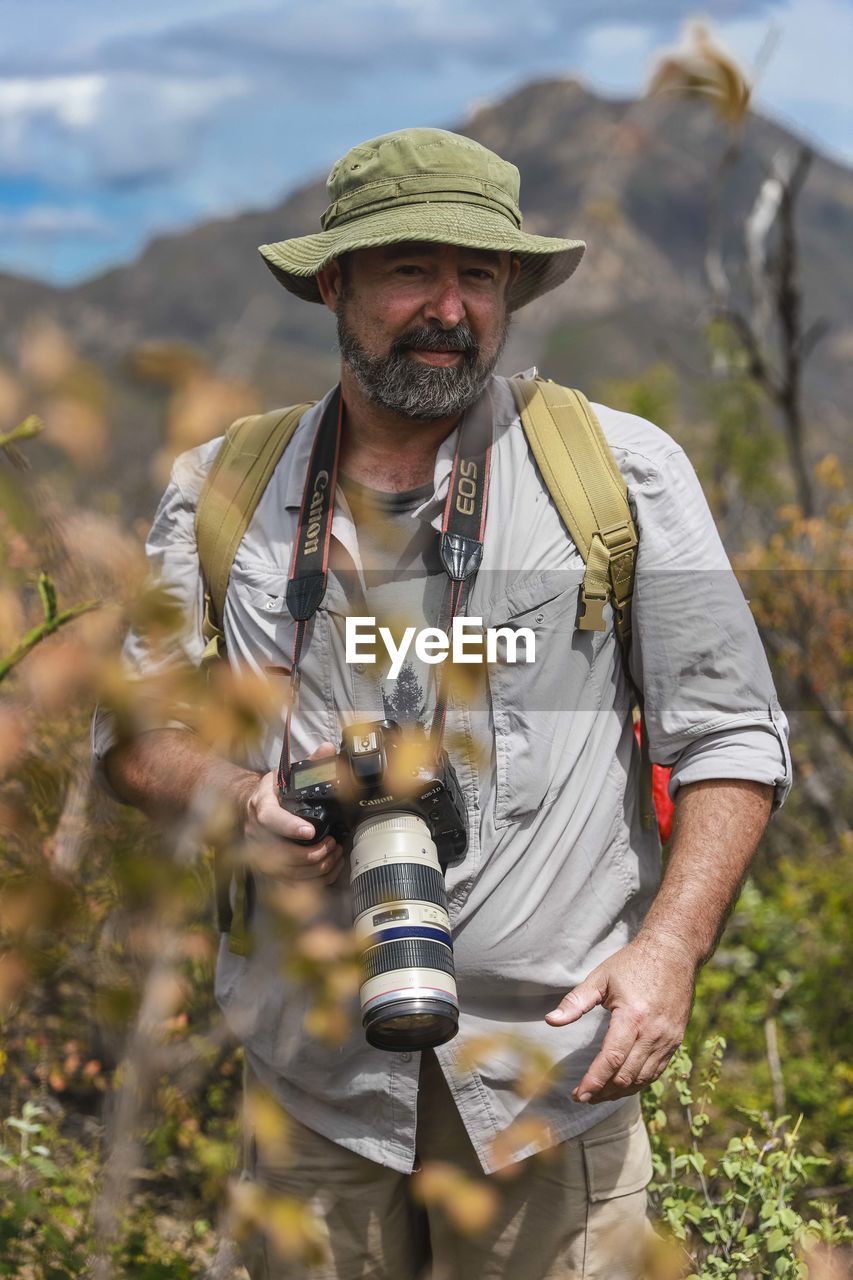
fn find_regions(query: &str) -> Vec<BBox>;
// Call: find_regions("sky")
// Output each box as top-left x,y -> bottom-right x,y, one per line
1,0 -> 851,285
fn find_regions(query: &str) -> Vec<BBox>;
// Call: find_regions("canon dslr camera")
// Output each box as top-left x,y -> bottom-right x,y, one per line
278,721 -> 467,1052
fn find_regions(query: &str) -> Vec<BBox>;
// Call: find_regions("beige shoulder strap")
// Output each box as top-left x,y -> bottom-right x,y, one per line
513,377 -> 654,828
512,378 -> 638,646
195,403 -> 313,654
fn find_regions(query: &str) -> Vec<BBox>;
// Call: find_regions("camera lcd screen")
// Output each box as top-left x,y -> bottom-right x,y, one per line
293,759 -> 337,790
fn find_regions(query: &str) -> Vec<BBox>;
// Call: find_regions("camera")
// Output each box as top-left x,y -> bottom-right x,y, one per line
278,721 -> 468,1052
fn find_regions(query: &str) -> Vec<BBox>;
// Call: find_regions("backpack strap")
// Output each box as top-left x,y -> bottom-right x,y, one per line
513,378 -> 654,829
195,403 -> 314,661
512,378 -> 638,648
193,402 -> 313,948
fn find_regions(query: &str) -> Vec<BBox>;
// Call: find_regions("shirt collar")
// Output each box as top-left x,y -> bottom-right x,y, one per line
282,378 -> 507,534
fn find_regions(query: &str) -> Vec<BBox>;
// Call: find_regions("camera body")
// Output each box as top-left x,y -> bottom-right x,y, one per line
278,721 -> 467,1051
278,720 -> 468,867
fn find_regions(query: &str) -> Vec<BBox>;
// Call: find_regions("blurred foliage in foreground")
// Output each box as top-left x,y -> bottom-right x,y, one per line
0,316 -> 850,1276
0,22 -> 851,1264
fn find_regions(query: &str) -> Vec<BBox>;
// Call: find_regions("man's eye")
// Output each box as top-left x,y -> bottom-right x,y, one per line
465,268 -> 496,282
394,264 -> 424,276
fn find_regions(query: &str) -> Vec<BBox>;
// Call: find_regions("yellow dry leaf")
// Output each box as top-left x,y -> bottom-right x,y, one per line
266,879 -> 324,923
648,20 -> 751,127
167,373 -> 260,455
413,1160 -> 498,1236
21,637 -> 97,712
244,1088 -> 292,1165
129,341 -> 208,387
264,1192 -> 329,1265
18,318 -> 76,387
814,454 -> 846,493
445,1181 -> 498,1234
42,396 -> 108,468
455,1033 -> 507,1074
488,1115 -> 552,1172
303,1003 -> 353,1048
297,923 -> 355,964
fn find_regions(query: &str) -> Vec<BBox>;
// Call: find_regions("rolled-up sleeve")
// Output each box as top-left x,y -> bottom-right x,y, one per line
628,446 -> 791,809
91,441 -> 218,782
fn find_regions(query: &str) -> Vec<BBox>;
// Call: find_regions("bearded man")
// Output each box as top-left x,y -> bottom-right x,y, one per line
94,128 -> 791,1280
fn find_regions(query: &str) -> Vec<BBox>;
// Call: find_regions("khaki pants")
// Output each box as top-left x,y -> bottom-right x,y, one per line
241,1051 -> 652,1280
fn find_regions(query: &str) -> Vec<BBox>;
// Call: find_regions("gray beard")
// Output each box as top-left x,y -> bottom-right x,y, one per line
337,313 -> 509,421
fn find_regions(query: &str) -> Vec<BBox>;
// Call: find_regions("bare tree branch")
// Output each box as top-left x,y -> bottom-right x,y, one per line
0,416 -> 43,451
0,597 -> 101,684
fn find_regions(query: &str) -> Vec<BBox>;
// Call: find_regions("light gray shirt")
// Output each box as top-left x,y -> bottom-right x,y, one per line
92,373 -> 791,1173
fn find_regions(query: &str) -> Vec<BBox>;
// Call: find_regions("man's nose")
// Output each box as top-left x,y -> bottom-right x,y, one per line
422,275 -> 466,329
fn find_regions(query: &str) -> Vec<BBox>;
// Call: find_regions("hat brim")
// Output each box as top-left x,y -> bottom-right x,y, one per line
258,203 -> 584,312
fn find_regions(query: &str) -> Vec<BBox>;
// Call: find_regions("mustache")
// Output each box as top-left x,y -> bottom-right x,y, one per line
392,324 -> 480,358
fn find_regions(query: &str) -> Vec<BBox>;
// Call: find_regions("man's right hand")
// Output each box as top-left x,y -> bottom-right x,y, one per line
241,742 -> 346,886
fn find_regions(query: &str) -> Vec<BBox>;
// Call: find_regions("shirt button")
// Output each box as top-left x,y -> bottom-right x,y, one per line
355,663 -> 366,673
400,1052 -> 412,1063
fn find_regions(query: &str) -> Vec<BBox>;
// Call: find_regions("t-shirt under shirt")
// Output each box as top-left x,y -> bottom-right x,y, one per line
338,473 -> 445,730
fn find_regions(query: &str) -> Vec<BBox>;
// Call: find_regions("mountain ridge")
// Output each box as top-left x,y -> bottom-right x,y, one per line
2,78 -> 850,515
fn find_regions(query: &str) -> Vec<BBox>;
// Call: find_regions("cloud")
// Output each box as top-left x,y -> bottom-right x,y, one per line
0,76 -> 103,129
0,70 -> 248,186
0,0 -> 848,283
0,205 -> 112,236
68,0 -> 784,84
0,0 -> 806,194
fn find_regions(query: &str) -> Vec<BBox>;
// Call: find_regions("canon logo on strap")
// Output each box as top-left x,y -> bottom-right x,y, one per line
303,469 -> 329,555
455,458 -> 477,516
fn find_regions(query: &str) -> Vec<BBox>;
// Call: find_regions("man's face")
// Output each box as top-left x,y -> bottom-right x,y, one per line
321,242 -> 517,420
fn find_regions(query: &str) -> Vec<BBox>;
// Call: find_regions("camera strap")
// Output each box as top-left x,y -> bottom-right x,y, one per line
430,402 -> 492,748
279,387 -> 343,790
279,385 -> 491,788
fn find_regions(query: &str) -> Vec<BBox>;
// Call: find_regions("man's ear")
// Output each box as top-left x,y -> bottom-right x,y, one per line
317,259 -> 344,313
509,255 -> 522,286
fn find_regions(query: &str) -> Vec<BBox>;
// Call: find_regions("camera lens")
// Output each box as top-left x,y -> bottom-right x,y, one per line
351,813 -> 458,1051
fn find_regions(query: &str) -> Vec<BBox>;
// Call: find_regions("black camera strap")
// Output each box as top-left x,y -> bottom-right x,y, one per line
430,402 -> 492,748
279,385 -> 491,789
279,387 -> 342,791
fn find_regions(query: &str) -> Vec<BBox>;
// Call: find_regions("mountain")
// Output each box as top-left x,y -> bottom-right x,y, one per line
2,79 -> 851,518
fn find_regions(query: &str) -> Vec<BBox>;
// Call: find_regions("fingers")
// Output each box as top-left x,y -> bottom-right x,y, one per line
244,769 -> 346,885
572,1006 -> 645,1102
545,973 -> 606,1026
552,940 -> 692,1104
282,835 -> 344,878
247,771 -> 313,840
249,832 -> 346,884
574,1018 -> 681,1104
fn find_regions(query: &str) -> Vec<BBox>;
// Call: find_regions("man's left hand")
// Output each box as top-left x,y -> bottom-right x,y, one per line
544,934 -> 696,1103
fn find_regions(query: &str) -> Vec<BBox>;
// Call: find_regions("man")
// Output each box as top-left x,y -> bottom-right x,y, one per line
94,128 -> 791,1279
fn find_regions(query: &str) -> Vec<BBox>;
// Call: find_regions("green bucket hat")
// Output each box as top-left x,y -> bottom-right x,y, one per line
258,128 -> 585,312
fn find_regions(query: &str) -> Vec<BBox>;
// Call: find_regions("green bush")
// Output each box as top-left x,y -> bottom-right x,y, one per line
644,1036 -> 851,1278
0,1100 -> 215,1279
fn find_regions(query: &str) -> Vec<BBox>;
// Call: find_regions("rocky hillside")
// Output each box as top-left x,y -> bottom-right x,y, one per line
2,79 -> 851,515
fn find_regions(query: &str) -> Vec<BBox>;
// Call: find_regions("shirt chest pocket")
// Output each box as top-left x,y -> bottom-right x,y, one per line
225,557 -> 297,670
224,560 -> 367,744
481,574 -> 609,827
